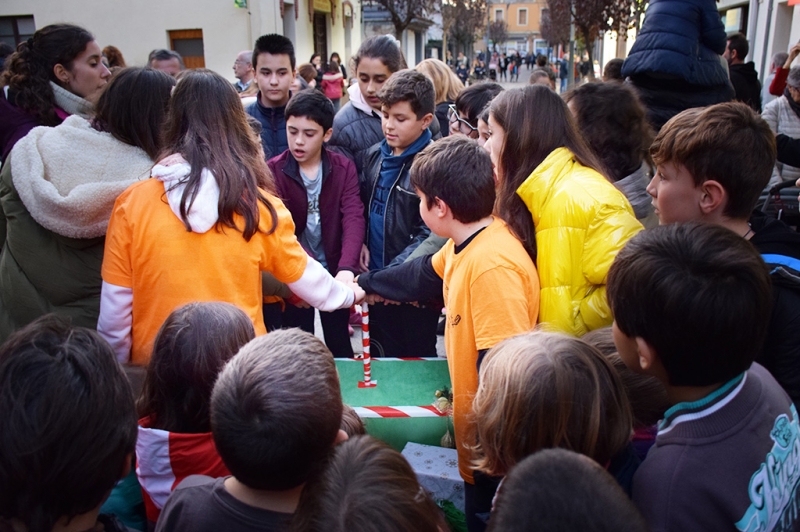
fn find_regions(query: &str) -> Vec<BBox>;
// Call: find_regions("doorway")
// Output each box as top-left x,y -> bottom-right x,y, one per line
314,13 -> 328,64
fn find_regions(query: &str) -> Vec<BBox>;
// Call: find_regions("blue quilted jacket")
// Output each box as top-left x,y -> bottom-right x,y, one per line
621,0 -> 729,87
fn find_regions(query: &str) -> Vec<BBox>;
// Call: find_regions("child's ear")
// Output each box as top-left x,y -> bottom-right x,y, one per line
435,197 -> 449,219
323,127 -> 333,143
334,429 -> 349,446
699,180 -> 726,216
420,112 -> 434,131
635,337 -> 657,372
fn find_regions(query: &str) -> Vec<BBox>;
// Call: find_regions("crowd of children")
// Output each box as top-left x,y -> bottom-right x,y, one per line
2,20 -> 800,532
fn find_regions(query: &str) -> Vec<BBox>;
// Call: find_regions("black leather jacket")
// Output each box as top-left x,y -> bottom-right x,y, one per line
361,142 -> 432,267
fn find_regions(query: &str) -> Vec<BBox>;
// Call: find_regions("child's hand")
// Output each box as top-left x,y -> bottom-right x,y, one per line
364,293 -> 385,305
350,282 -> 366,304
335,270 -> 355,284
359,244 -> 370,272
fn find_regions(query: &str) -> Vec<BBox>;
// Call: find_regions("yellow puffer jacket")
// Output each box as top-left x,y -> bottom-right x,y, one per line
516,147 -> 643,336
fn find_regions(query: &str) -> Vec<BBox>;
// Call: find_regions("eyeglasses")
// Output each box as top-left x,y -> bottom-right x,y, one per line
234,60 -> 249,65
448,104 -> 478,136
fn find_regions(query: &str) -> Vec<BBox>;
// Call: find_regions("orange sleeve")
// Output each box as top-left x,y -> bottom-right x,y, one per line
431,244 -> 448,278
260,198 -> 308,284
102,194 -> 134,288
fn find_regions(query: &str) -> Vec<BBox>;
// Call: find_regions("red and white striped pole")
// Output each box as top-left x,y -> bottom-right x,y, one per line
358,301 -> 377,387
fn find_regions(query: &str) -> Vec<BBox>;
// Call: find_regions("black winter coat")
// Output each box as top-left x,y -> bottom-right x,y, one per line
621,0 -> 729,87
361,142 -> 431,267
729,62 -> 762,113
750,210 -> 800,409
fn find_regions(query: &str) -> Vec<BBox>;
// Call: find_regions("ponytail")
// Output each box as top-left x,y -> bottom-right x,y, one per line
1,24 -> 94,126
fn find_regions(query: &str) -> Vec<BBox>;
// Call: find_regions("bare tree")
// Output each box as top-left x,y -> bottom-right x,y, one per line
443,0 -> 487,56
540,6 -> 569,47
545,0 -> 637,78
366,0 -> 439,39
488,20 -> 508,52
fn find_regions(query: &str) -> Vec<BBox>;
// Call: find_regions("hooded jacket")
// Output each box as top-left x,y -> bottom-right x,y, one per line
749,210 -> 800,409
268,146 -> 365,274
729,62 -> 762,113
516,147 -> 643,335
621,0 -> 729,87
97,155 -> 356,364
0,115 -> 150,342
136,417 -> 229,523
246,94 -> 289,160
361,133 -> 432,268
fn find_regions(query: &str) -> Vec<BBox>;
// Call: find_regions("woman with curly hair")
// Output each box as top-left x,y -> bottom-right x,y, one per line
0,24 -> 110,159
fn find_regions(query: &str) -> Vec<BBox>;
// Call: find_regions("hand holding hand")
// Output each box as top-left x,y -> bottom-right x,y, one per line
364,293 -> 385,305
351,282 -> 366,305
335,270 -> 355,284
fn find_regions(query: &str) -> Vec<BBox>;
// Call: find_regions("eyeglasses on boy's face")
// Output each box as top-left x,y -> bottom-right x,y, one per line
448,104 -> 478,136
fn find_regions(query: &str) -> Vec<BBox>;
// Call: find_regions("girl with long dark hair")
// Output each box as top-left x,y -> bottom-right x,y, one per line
98,69 -> 363,365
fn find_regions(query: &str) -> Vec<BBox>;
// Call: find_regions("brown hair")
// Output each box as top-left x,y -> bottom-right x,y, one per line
472,331 -> 633,477
93,67 -> 175,160
297,63 -> 317,83
410,135 -> 496,223
102,45 -> 126,68
0,315 -> 137,532
650,102 -> 776,219
416,58 -> 464,104
489,85 -> 606,262
378,69 -> 435,118
137,302 -> 255,433
564,81 -> 653,182
210,329 -> 343,490
487,449 -> 648,532
159,69 -> 278,240
351,35 -> 407,75
1,24 -> 95,127
340,405 -> 366,437
582,327 -> 669,428
291,435 -> 446,532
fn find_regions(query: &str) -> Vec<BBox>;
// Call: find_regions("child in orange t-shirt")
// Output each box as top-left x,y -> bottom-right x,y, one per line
356,136 -> 539,531
97,70 -> 364,365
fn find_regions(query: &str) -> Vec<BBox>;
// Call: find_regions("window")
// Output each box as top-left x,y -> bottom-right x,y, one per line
494,8 -> 504,22
168,29 -> 205,69
518,8 -> 528,26
0,15 -> 35,48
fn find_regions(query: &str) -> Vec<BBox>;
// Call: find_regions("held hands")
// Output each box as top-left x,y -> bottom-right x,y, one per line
350,282 -> 366,305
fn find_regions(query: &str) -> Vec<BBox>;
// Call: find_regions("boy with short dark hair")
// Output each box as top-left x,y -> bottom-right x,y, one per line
247,34 -> 296,159
358,135 -> 539,530
155,329 -> 347,531
360,69 -> 440,358
488,449 -> 648,532
0,315 -> 137,532
608,223 -> 800,532
267,90 -> 365,358
646,102 -> 800,408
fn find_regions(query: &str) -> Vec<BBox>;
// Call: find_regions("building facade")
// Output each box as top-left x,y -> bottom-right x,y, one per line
0,0 -> 361,83
716,0 -> 800,81
487,0 -> 545,55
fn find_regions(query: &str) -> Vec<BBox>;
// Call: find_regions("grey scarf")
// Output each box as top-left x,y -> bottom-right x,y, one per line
49,81 -> 93,119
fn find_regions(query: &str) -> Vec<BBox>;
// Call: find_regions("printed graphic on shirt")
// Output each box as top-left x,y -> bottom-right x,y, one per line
371,183 -> 390,216
736,406 -> 800,532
